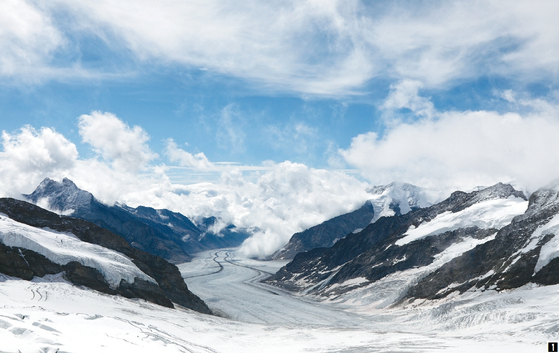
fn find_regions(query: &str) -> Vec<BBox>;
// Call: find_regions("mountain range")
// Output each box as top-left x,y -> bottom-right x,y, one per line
25,178 -> 250,263
0,197 -> 211,314
5,177 -> 559,317
273,182 -> 431,260
266,182 -> 559,308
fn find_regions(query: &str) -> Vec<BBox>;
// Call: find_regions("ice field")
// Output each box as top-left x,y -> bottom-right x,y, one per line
0,248 -> 556,352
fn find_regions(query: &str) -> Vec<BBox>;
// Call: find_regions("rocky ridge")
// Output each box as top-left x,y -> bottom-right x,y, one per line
0,198 -> 212,314
265,183 -> 548,307
273,182 -> 430,260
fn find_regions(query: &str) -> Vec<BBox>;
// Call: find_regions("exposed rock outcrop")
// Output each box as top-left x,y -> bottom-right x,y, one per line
267,183 -> 539,306
0,198 -> 212,314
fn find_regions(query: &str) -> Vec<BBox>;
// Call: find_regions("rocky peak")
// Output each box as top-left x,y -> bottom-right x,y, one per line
435,183 -> 526,215
468,182 -> 527,203
25,177 -> 93,213
514,186 -> 559,222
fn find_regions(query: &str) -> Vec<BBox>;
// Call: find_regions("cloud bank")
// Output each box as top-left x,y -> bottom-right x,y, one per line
0,113 -> 371,258
341,82 -> 559,197
3,95 -> 559,258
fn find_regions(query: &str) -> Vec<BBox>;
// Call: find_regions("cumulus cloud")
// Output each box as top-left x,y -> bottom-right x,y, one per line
0,113 -> 372,259
78,111 -> 158,171
341,85 -> 559,197
0,119 -> 164,204
165,139 -> 215,171
0,126 -> 78,196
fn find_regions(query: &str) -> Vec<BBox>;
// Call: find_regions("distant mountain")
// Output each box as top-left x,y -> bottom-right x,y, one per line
273,182 -> 430,260
366,182 -> 431,222
273,201 -> 375,260
25,178 -> 250,263
0,198 -> 211,314
265,183 -> 552,307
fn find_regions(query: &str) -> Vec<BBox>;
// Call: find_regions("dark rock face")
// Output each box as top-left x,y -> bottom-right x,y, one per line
25,178 -> 249,263
273,182 -> 430,261
0,241 -> 173,308
266,183 -> 537,303
0,198 -> 212,314
407,186 -> 559,300
273,201 -> 375,260
123,207 -> 250,254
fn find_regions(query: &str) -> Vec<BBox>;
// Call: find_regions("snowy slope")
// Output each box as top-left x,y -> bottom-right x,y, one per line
0,213 -> 155,288
396,196 -> 528,246
267,183 -> 534,305
0,197 -> 212,313
0,251 -> 553,352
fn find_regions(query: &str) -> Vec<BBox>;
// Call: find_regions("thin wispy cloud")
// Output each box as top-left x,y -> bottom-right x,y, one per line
1,1 -> 557,94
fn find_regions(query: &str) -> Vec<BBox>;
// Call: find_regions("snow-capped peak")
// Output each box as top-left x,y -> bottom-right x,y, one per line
25,178 -> 93,215
367,182 -> 431,222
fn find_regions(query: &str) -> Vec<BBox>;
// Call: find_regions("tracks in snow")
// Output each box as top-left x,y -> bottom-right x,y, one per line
28,285 -> 47,302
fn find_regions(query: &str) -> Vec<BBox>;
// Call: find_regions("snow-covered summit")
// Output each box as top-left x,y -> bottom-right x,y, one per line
367,182 -> 431,222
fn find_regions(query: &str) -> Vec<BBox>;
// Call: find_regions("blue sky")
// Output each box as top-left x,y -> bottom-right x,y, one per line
0,57 -> 387,170
2,0 -> 556,173
2,0 -> 559,257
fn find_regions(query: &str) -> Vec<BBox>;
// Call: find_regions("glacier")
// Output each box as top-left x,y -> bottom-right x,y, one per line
0,249 -> 554,352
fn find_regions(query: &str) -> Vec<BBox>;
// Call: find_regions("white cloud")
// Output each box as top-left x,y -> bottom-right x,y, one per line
0,0 -> 64,82
233,162 -> 370,258
380,80 -> 435,123
110,161 -> 370,259
7,1 -> 559,93
0,114 -> 371,259
165,139 -> 215,171
78,111 -> 158,172
1,1 -> 558,94
0,120 -> 165,205
0,126 -> 78,196
341,87 -> 559,198
363,0 -> 559,87
150,161 -> 371,259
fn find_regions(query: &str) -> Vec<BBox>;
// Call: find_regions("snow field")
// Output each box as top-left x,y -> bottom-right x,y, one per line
0,214 -> 155,288
396,197 -> 528,246
0,250 -> 554,352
